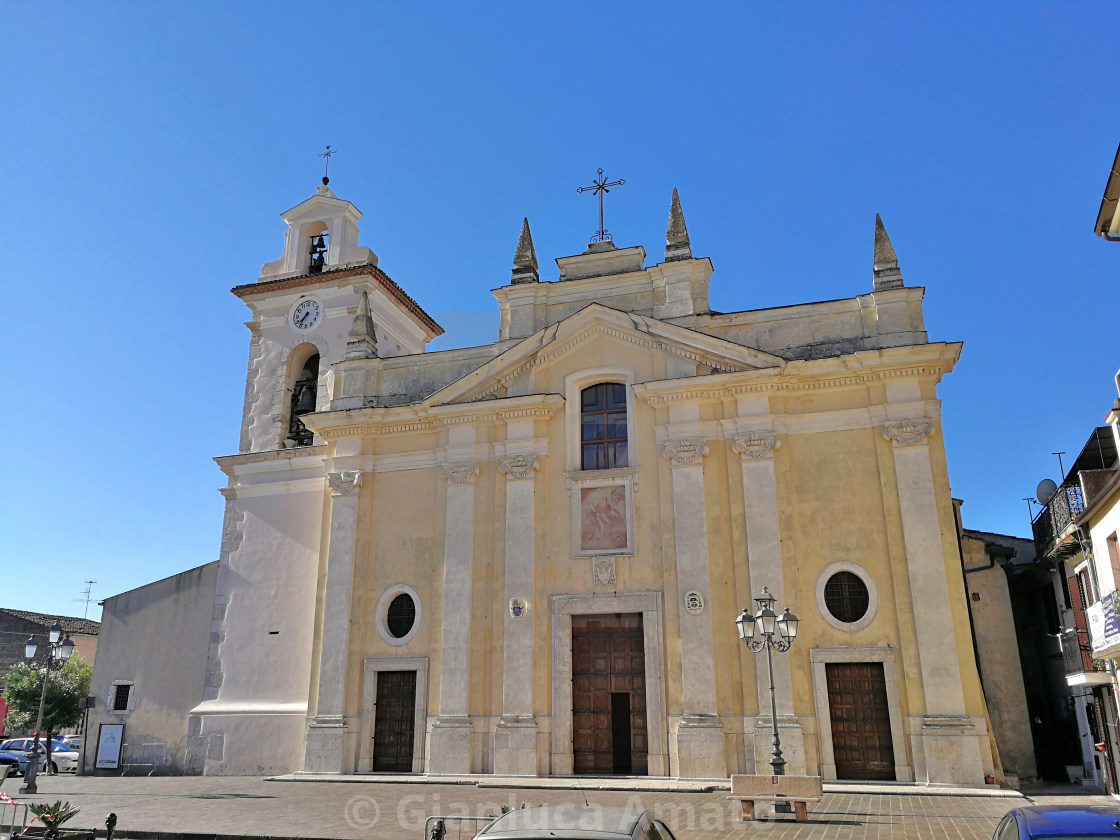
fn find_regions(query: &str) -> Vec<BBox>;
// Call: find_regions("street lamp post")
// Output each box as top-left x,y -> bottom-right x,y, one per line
735,587 -> 800,776
19,622 -> 75,794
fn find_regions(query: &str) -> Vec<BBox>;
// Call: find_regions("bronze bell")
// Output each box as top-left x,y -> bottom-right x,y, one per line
314,234 -> 326,250
296,386 -> 316,413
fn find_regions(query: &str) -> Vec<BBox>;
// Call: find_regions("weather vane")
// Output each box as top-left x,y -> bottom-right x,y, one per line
318,145 -> 337,184
577,168 -> 626,243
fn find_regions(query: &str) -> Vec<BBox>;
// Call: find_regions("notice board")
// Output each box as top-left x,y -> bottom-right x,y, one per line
95,723 -> 124,769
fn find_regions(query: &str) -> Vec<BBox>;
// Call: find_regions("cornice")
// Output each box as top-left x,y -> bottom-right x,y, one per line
633,344 -> 959,405
231,263 -> 443,337
300,394 -> 564,440
214,445 -> 329,473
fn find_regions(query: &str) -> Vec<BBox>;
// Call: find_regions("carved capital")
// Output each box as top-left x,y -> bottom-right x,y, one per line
441,460 -> 478,485
327,470 -> 362,496
662,438 -> 708,465
499,454 -> 538,480
732,432 -> 780,459
882,419 -> 934,447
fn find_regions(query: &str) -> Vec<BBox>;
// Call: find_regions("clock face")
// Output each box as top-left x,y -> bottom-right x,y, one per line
291,299 -> 322,331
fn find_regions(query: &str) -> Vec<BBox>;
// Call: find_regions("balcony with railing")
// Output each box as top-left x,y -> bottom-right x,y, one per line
1032,427 -> 1118,561
1059,627 -> 1110,685
1033,483 -> 1085,561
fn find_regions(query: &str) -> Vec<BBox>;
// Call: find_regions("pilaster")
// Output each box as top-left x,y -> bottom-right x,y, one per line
302,469 -> 362,774
662,431 -> 725,778
732,418 -> 805,776
494,448 -> 539,776
427,456 -> 478,774
884,417 -> 984,784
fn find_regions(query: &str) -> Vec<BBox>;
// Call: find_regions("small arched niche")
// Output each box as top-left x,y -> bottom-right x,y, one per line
283,347 -> 320,448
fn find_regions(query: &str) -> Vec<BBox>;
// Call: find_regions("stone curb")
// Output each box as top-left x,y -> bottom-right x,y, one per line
268,774 -> 1025,798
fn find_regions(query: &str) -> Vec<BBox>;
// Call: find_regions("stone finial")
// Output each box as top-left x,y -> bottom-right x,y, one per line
872,213 -> 904,291
665,187 -> 692,262
345,290 -> 379,359
511,217 -> 539,284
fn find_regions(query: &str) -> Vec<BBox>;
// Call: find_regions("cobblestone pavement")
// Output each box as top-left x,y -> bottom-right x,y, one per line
0,775 -> 1114,840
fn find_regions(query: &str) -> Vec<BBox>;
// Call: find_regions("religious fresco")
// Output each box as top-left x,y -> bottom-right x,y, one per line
580,485 -> 628,551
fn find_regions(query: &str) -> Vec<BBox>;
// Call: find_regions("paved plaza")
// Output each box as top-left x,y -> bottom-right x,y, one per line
0,775 -> 1114,840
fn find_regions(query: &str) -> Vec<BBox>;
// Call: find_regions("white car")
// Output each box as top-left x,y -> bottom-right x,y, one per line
0,738 -> 78,774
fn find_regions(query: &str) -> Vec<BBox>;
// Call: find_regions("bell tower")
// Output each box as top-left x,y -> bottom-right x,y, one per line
188,181 -> 441,775
259,179 -> 378,280
229,181 -> 442,455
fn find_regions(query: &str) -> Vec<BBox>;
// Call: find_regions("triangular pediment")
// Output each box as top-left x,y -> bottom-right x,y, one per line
427,304 -> 785,406
280,192 -> 361,224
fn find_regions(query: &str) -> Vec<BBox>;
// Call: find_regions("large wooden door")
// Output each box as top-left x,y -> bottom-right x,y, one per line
572,613 -> 647,775
826,662 -> 895,780
372,670 -> 416,772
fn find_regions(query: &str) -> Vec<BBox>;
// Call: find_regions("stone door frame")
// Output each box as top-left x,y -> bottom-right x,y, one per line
551,591 -> 667,775
810,646 -> 912,782
358,656 -> 429,773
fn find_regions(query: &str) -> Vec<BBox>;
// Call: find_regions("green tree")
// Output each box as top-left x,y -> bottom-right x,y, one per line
2,654 -> 92,768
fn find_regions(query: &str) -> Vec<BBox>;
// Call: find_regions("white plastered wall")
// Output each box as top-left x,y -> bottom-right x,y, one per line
189,465 -> 325,775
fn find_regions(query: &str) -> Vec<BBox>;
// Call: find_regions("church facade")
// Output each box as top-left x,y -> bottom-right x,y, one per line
185,180 -> 994,784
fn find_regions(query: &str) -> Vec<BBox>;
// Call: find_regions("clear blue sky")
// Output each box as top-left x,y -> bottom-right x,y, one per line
3,3 -> 1117,621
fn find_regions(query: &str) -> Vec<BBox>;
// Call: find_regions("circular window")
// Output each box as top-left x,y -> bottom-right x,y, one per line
823,571 -> 870,624
386,593 -> 416,639
376,584 -> 422,646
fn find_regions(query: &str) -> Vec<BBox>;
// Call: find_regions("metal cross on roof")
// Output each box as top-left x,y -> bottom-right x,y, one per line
577,168 -> 626,243
318,145 -> 337,184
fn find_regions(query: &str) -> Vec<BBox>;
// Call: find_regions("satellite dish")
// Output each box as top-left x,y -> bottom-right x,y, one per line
1036,478 -> 1058,505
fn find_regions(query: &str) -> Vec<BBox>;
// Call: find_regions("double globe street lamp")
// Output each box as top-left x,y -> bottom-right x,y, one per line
19,622 -> 75,794
735,587 -> 799,777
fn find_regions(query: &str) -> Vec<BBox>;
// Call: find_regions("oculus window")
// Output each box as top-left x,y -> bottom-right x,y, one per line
823,571 -> 870,624
386,593 -> 417,639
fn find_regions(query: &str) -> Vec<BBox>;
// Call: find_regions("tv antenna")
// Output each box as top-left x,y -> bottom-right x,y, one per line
79,580 -> 97,619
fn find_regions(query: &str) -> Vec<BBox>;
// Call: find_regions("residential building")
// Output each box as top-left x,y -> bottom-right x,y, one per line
1029,426 -> 1120,790
0,609 -> 99,737
960,515 -> 1077,786
82,564 -> 217,774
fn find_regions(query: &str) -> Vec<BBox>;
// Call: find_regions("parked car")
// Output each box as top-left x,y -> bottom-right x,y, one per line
470,806 -> 678,840
0,748 -> 30,776
55,735 -> 81,751
0,738 -> 78,774
992,805 -> 1120,839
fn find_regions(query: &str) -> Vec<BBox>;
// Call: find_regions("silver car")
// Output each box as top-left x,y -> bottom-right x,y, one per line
0,738 -> 79,774
469,806 -> 678,840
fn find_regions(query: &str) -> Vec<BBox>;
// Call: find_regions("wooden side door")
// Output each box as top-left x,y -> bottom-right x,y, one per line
372,670 -> 416,772
826,662 -> 895,780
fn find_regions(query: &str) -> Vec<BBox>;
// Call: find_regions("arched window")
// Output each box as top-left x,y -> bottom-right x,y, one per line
307,222 -> 328,274
581,383 -> 628,470
287,354 -> 319,447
